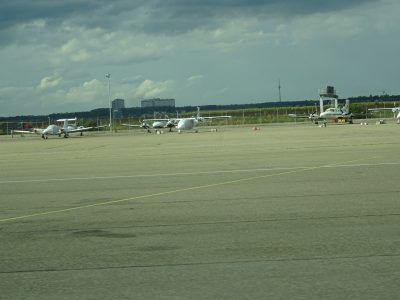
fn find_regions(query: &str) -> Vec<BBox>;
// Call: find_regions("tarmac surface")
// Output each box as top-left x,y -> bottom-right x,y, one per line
1,122 -> 399,299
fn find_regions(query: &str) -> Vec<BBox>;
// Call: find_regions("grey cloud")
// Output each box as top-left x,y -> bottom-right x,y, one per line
1,0 -> 378,34
0,1 -> 97,28
140,0 -> 378,20
0,0 -> 102,45
120,0 -> 379,35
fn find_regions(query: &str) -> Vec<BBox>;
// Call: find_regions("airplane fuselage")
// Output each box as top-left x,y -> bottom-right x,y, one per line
152,121 -> 167,128
177,118 -> 197,131
391,108 -> 400,121
140,108 -> 231,133
319,107 -> 350,119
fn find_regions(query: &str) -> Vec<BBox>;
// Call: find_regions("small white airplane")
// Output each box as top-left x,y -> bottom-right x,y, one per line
289,86 -> 360,124
122,118 -> 176,133
171,107 -> 232,133
319,100 -> 354,121
289,100 -> 354,123
124,107 -> 231,133
12,118 -> 99,139
368,106 -> 400,123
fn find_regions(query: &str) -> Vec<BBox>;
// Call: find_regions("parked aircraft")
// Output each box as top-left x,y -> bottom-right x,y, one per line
368,106 -> 400,123
288,86 -> 365,124
319,100 -> 354,120
123,108 -> 231,133
289,100 -> 354,123
122,118 -> 176,133
12,118 -> 99,139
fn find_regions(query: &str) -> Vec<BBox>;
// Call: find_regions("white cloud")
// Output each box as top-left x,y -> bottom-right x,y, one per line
187,75 -> 204,82
184,18 -> 265,52
38,76 -> 62,90
186,75 -> 204,88
57,38 -> 90,63
64,79 -> 105,104
50,26 -> 178,67
134,79 -> 175,99
19,19 -> 47,30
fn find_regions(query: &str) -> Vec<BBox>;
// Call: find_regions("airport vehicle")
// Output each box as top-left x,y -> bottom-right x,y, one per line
12,118 -> 99,139
368,106 -> 400,123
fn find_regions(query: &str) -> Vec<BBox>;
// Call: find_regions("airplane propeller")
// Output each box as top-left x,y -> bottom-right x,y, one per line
139,121 -> 152,133
309,111 -> 318,122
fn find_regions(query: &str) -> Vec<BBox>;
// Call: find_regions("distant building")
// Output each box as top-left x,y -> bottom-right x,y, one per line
141,98 -> 175,108
112,98 -> 125,119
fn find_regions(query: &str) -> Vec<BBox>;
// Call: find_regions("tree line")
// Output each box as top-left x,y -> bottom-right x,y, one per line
1,94 -> 399,134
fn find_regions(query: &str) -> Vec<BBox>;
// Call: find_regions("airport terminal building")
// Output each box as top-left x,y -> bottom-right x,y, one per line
112,98 -> 125,119
141,98 -> 175,108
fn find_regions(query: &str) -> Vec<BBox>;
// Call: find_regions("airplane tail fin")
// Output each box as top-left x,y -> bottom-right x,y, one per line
196,106 -> 206,122
319,98 -> 323,117
344,99 -> 350,113
56,118 -> 77,137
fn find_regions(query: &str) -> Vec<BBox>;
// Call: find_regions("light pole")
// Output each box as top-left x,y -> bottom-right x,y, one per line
106,73 -> 112,132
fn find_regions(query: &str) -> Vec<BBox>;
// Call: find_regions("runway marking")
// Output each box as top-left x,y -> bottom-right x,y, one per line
1,161 -> 398,185
0,156 -> 382,223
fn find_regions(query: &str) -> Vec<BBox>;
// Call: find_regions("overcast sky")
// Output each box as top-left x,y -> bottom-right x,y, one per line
0,0 -> 399,116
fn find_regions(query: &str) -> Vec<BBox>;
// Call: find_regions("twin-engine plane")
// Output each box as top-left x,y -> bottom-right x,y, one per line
289,100 -> 355,123
123,107 -> 231,133
12,118 -> 100,139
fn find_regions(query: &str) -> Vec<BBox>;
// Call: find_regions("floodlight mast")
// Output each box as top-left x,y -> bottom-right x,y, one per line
106,73 -> 111,132
278,79 -> 282,102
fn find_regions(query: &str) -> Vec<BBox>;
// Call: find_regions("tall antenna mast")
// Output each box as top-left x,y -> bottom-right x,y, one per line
278,79 -> 282,102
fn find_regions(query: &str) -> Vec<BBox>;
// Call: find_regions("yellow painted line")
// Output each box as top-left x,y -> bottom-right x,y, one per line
2,161 -> 398,185
0,157 -> 380,223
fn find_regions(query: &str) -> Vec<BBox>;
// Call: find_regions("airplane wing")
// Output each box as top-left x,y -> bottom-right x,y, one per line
201,116 -> 232,120
12,130 -> 35,134
143,118 -> 179,127
122,122 -> 153,133
57,118 -> 78,122
121,123 -> 142,127
198,116 -> 232,123
66,126 -> 94,133
142,118 -> 176,122
288,113 -> 319,120
368,107 -> 400,112
12,128 -> 43,134
288,114 -> 312,119
368,107 -> 400,121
